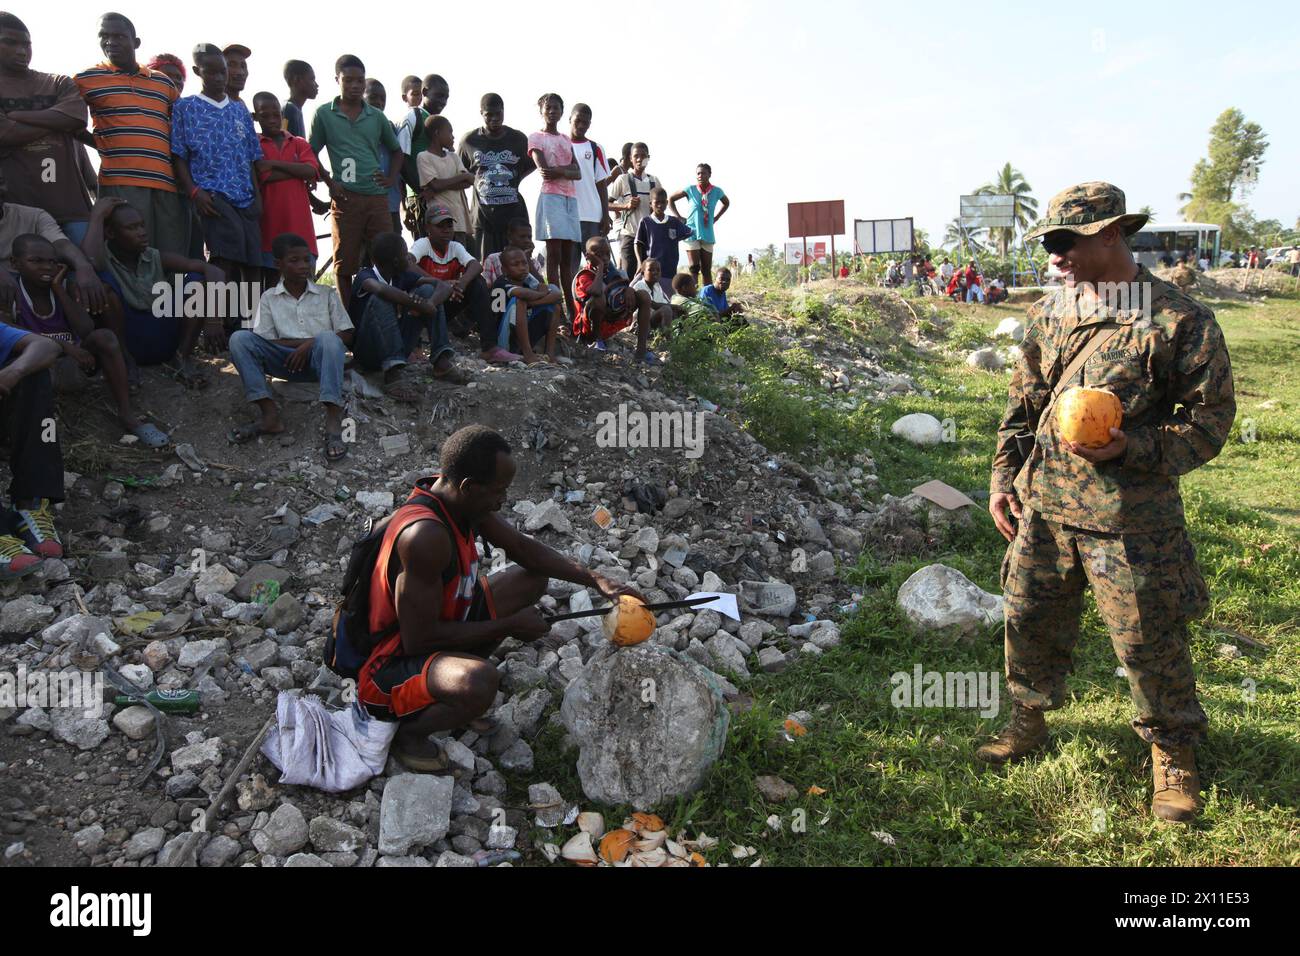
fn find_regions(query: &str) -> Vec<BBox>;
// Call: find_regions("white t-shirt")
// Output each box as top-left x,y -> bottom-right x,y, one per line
570,138 -> 610,224
409,237 -> 475,282
631,276 -> 668,305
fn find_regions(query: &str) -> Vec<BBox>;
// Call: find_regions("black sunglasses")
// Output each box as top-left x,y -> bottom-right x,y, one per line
1040,230 -> 1079,256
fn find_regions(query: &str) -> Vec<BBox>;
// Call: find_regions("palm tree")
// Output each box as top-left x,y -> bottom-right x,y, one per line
975,163 -> 1039,257
1138,204 -> 1156,219
943,217 -> 985,258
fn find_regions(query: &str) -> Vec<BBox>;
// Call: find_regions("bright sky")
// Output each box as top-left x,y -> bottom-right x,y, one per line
22,0 -> 1300,259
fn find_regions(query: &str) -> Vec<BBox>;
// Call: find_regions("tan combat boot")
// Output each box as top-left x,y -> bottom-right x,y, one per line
1151,742 -> 1202,823
975,704 -> 1048,764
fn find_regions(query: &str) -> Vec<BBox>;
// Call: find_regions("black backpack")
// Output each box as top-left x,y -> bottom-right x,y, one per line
324,489 -> 492,680
325,492 -> 440,680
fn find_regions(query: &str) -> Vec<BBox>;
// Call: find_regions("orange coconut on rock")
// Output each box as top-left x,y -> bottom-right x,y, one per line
1056,386 -> 1123,449
602,595 -> 656,646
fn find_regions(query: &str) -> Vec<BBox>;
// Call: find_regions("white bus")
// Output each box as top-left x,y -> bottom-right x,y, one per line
1130,222 -> 1222,268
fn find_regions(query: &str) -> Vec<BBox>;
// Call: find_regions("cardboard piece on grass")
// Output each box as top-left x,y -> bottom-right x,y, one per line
685,592 -> 741,622
911,479 -> 976,511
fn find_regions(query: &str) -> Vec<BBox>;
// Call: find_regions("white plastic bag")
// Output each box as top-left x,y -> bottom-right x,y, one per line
261,691 -> 397,792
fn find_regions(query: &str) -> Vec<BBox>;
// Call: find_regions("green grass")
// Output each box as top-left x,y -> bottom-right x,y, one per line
524,286 -> 1300,866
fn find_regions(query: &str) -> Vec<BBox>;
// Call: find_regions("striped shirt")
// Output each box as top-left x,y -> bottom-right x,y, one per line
73,62 -> 179,192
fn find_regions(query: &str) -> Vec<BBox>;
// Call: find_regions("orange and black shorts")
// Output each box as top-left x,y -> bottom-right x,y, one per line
357,578 -> 496,719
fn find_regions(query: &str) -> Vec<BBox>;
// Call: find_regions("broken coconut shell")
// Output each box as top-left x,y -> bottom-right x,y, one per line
598,828 -> 638,864
629,846 -> 669,867
576,811 -> 606,840
629,812 -> 665,833
561,831 -> 598,866
602,595 -> 656,646
634,829 -> 668,852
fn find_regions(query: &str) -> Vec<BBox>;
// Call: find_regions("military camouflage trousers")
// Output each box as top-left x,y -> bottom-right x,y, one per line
1000,508 -> 1210,746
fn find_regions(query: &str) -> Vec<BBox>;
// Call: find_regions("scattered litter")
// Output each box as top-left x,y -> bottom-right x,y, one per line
174,443 -> 208,473
106,474 -> 157,489
685,592 -> 740,621
303,503 -> 344,526
251,581 -> 281,606
113,610 -> 163,636
911,479 -> 976,511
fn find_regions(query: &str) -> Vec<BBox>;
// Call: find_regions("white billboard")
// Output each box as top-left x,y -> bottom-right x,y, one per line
960,194 -> 1016,229
854,218 -> 913,254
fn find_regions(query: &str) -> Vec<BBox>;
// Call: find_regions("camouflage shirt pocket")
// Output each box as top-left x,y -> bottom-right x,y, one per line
1086,348 -> 1145,388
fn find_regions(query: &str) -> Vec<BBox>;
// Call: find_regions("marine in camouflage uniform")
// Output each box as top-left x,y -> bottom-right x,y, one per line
981,182 -> 1236,823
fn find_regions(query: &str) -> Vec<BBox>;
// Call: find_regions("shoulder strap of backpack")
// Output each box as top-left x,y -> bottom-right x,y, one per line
1052,322 -> 1121,399
1040,321 -> 1122,424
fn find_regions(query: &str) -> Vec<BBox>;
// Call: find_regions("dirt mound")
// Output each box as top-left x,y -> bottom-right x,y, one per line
1152,266 -> 1298,301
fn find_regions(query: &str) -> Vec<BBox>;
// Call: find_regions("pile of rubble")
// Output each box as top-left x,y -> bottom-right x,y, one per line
0,286 -> 982,867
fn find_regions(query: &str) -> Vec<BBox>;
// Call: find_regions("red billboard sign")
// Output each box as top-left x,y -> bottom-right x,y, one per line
788,200 -> 845,239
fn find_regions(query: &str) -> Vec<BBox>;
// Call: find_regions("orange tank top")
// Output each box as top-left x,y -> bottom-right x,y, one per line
367,478 -> 480,637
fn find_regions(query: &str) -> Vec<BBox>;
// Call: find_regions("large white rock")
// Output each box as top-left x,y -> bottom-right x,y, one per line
891,413 -> 944,446
896,564 -> 1004,637
378,774 -> 453,856
993,317 -> 1025,342
560,644 -> 729,811
524,499 -> 572,533
50,707 -> 110,750
966,348 -> 1005,372
252,803 -> 309,856
0,595 -> 55,633
39,613 -> 113,651
195,564 -> 238,602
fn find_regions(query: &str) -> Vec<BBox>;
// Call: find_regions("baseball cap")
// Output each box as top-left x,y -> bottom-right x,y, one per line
223,43 -> 252,59
192,43 -> 224,60
425,203 -> 454,224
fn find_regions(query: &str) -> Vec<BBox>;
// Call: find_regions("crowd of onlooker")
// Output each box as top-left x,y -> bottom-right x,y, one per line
0,10 -> 751,577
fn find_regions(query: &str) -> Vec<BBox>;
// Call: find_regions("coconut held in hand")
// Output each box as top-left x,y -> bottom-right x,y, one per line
1056,386 -> 1123,449
602,595 -> 656,646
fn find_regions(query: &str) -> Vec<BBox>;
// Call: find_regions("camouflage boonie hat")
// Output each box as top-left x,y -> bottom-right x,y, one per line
1024,181 -> 1148,242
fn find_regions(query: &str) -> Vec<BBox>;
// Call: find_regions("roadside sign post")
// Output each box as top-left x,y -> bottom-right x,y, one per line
956,192 -> 1034,286
788,200 -> 846,281
852,218 -> 915,258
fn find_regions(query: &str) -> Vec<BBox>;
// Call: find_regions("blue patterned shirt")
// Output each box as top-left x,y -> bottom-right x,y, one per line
171,94 -> 263,207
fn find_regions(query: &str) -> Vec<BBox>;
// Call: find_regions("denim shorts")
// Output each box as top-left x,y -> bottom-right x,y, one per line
534,193 -> 580,242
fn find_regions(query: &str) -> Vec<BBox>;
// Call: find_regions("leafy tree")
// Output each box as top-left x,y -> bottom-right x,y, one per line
975,163 -> 1039,257
942,217 -> 985,258
913,227 -> 931,257
1180,108 -> 1269,247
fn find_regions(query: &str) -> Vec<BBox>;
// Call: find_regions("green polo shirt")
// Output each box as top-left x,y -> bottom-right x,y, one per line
308,98 -> 400,197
